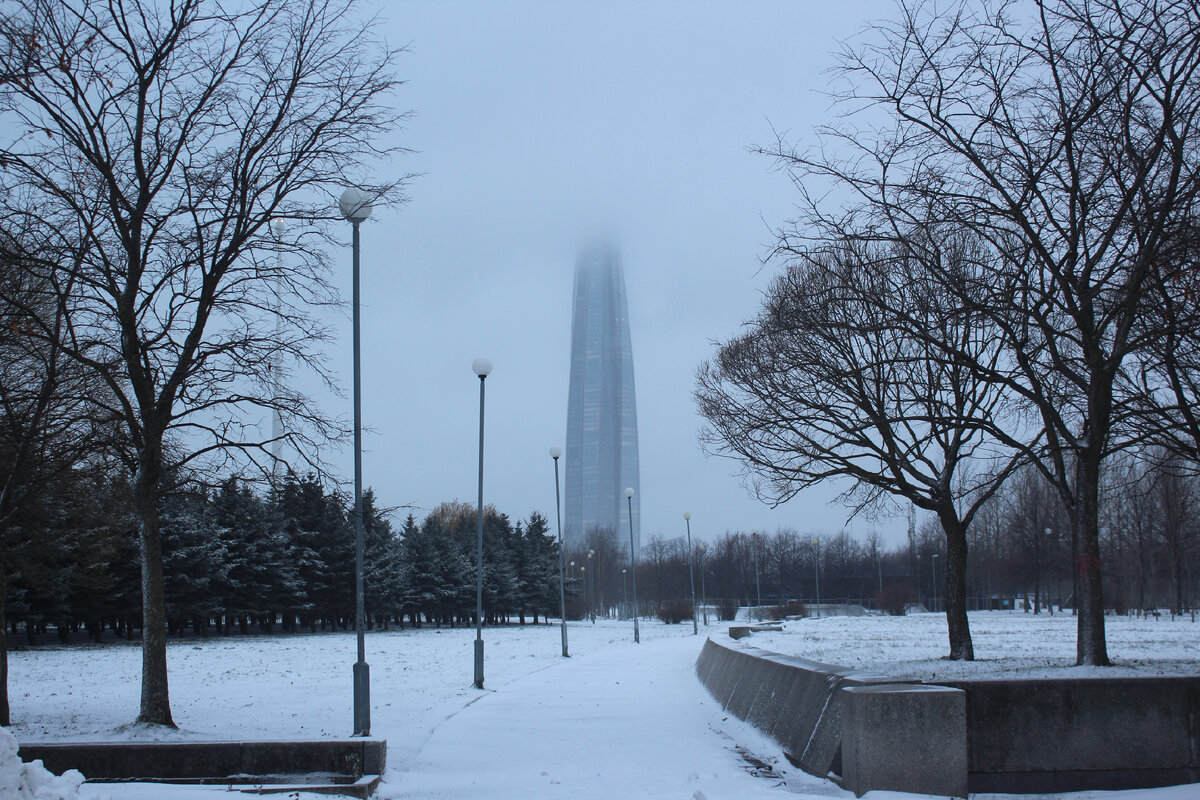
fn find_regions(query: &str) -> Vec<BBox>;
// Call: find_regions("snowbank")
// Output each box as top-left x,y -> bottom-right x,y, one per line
0,727 -> 85,800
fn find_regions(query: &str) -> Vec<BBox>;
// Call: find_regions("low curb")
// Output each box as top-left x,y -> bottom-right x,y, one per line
18,738 -> 386,798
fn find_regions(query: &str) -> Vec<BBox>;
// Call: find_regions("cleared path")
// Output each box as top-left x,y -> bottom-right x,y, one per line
383,633 -> 830,800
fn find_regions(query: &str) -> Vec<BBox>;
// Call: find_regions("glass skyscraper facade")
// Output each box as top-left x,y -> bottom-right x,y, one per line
564,243 -> 640,556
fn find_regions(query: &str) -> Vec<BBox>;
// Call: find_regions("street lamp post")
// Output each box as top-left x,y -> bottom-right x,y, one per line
588,549 -> 596,623
625,487 -> 639,643
621,568 -> 627,617
472,357 -> 492,689
753,533 -> 762,621
339,187 -> 372,738
931,553 -> 939,614
699,544 -> 708,626
549,447 -> 568,657
917,552 -> 922,610
684,513 -> 697,635
1044,527 -> 1053,615
813,538 -> 821,619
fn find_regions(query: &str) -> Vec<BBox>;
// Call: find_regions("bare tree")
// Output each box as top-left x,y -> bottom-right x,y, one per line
1146,451 -> 1200,616
1003,467 -> 1062,614
697,236 -> 1022,659
762,0 -> 1200,665
0,0 -> 405,725
0,223 -> 117,725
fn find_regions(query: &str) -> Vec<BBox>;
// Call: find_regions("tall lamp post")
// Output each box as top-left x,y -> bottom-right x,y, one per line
931,553 -> 939,614
624,487 -> 639,643
621,568 -> 628,617
549,447 -> 568,657
1044,527 -> 1053,615
472,357 -> 492,689
813,537 -> 821,619
683,513 -> 698,635
588,549 -> 596,623
339,188 -> 372,737
753,533 -> 762,621
917,552 -> 922,610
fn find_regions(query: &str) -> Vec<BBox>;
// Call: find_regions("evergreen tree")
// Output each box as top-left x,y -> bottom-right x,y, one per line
161,491 -> 227,636
362,489 -> 406,628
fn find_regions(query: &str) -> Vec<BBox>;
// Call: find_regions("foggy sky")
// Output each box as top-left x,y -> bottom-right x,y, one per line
322,0 -> 910,547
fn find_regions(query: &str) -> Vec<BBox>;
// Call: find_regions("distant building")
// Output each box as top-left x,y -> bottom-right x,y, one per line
564,243 -> 640,556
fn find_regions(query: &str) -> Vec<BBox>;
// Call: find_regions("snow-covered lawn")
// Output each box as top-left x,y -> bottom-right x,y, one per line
6,611 -> 1200,799
10,619 -> 699,751
747,610 -> 1200,681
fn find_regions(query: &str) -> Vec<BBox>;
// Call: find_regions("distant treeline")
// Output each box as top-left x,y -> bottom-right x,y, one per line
7,472 -> 565,643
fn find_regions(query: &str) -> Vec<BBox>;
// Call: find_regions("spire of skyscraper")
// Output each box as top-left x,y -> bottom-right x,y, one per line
564,243 -> 640,556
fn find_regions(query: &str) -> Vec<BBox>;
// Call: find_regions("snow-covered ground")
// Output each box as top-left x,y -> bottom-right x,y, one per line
6,611 -> 1200,799
746,610 -> 1200,681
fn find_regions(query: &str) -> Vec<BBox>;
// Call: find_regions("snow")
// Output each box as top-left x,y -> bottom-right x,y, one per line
5,611 -> 1200,799
0,727 -> 85,800
745,610 -> 1200,681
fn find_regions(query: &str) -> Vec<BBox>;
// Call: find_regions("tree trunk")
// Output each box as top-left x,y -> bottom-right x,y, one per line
135,439 -> 175,727
938,510 -> 974,660
1074,455 -> 1111,666
1,556 -> 9,726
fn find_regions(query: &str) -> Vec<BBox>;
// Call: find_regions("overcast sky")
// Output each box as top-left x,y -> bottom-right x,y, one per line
322,0 -> 914,547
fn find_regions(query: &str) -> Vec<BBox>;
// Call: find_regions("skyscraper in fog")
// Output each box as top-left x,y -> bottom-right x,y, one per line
564,243 -> 640,556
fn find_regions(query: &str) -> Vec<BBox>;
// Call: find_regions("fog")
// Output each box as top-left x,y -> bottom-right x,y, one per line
317,0 -> 908,546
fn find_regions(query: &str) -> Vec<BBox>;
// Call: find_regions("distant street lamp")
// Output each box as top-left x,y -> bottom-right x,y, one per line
1044,527 -> 1053,615
621,568 -> 628,617
339,187 -> 372,737
549,447 -> 568,657
625,487 -> 640,643
813,537 -> 821,619
917,552 -> 922,610
684,513 -> 697,635
588,548 -> 596,623
931,553 -> 939,614
472,356 -> 492,689
752,533 -> 762,621
699,544 -> 708,626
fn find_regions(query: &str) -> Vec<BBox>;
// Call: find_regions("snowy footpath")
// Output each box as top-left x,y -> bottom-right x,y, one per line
386,632 -> 816,799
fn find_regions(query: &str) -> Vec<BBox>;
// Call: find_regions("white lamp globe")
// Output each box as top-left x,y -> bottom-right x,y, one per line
339,187 -> 373,223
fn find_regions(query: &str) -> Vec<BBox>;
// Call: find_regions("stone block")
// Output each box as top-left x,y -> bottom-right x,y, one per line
840,684 -> 967,798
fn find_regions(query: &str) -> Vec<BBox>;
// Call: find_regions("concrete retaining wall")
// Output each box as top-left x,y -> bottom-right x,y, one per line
941,676 -> 1200,793
695,636 -> 943,788
696,632 -> 1200,797
18,739 -> 386,783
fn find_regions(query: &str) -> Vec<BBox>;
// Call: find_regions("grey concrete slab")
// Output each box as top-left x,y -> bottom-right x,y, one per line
840,683 -> 967,798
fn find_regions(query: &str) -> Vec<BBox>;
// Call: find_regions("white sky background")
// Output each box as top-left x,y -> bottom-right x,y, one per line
320,0 -> 910,546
